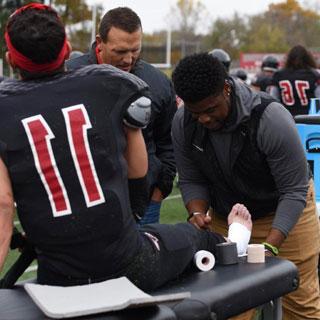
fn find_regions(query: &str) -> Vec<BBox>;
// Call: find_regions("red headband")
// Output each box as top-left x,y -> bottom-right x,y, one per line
10,3 -> 52,16
5,3 -> 68,73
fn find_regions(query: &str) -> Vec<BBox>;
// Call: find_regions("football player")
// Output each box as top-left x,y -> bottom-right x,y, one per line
251,55 -> 279,92
208,48 -> 231,73
270,45 -> 320,116
0,3 -> 252,290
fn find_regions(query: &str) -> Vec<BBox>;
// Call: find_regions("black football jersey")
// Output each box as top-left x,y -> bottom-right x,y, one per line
272,68 -> 320,116
0,65 -> 150,280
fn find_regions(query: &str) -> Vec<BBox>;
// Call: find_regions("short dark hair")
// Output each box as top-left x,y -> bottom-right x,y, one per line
6,6 -> 66,79
285,45 -> 317,70
172,53 -> 227,103
98,7 -> 142,42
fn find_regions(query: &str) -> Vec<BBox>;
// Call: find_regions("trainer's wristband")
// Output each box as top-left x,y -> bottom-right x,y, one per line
262,242 -> 279,256
187,212 -> 204,222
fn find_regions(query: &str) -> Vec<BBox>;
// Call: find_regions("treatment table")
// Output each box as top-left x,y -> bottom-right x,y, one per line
0,256 -> 298,320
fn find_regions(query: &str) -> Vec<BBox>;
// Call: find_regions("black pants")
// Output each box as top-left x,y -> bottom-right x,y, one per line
123,223 -> 225,291
37,223 -> 225,290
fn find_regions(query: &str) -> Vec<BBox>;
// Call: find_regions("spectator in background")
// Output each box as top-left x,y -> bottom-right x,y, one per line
171,52 -> 320,320
251,55 -> 279,92
270,45 -> 320,116
67,7 -> 177,224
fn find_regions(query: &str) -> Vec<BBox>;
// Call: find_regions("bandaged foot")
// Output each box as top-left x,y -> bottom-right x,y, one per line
227,204 -> 252,255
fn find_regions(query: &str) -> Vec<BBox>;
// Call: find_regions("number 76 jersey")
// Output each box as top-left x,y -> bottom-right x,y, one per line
0,65 -> 150,276
271,68 -> 320,116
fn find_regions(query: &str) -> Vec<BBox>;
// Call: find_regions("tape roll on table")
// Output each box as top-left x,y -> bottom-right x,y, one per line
247,244 -> 265,263
216,242 -> 238,265
193,250 -> 215,271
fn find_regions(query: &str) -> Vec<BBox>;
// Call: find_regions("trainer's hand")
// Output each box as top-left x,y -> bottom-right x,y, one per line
188,212 -> 211,229
265,250 -> 274,257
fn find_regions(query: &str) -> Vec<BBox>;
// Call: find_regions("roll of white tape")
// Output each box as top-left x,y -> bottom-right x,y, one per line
247,244 -> 265,263
193,250 -> 215,271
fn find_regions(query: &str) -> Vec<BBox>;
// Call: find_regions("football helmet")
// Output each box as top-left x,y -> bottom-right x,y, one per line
261,55 -> 279,72
209,49 -> 231,72
230,68 -> 248,81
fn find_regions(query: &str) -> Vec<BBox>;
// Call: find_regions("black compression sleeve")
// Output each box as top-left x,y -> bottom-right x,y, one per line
128,176 -> 149,221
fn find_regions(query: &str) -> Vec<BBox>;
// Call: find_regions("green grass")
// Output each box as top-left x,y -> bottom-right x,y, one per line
0,186 -> 185,282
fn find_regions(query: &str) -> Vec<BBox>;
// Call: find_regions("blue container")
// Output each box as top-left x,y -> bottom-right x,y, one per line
295,115 -> 320,204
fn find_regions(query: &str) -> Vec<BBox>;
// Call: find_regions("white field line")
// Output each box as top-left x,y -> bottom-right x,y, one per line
164,194 -> 181,201
26,265 -> 38,273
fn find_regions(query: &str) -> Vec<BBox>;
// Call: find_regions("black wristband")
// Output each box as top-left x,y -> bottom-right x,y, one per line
155,179 -> 174,199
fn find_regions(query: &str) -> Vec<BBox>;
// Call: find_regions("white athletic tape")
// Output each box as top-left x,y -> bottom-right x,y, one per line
227,222 -> 251,256
247,244 -> 265,263
193,250 -> 215,271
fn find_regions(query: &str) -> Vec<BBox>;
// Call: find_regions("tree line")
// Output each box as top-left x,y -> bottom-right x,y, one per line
162,0 -> 320,64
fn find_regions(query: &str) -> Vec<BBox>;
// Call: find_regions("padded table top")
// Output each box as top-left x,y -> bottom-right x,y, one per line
152,256 -> 298,319
0,257 -> 298,320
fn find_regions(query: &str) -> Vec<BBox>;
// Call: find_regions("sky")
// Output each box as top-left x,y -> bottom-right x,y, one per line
86,0 -> 312,34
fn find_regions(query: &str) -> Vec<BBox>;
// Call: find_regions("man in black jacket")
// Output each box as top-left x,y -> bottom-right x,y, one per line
66,7 -> 177,224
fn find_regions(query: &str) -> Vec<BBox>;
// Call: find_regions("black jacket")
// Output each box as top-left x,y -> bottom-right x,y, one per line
66,43 -> 177,199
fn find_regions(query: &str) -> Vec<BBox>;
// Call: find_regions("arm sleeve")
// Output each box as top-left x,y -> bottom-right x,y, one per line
172,108 -> 211,205
153,81 -> 177,198
257,102 -> 309,236
128,176 -> 149,221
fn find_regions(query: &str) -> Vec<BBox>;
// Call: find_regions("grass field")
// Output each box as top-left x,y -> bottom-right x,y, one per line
0,185 -> 186,282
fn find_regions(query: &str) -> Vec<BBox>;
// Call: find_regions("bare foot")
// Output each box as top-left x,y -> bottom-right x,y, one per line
227,203 -> 252,231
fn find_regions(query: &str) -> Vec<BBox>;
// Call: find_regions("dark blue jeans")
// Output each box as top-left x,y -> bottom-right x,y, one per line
138,200 -> 161,225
